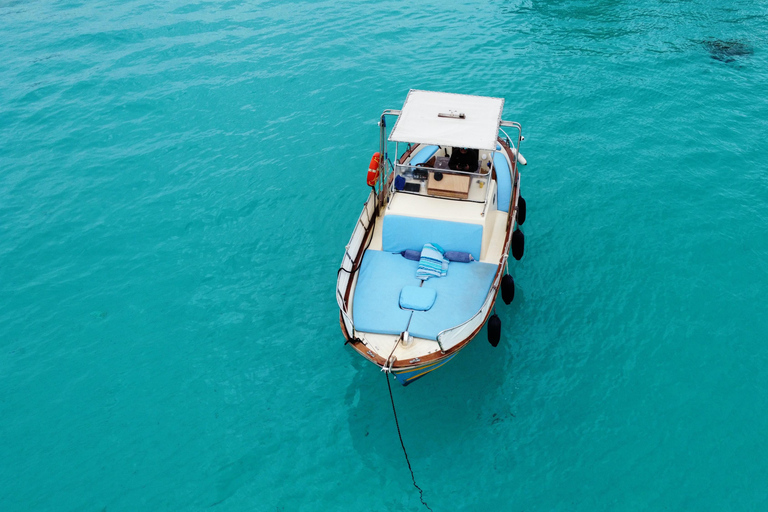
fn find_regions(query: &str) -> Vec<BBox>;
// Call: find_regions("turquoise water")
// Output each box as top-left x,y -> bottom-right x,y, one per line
2,0 -> 768,510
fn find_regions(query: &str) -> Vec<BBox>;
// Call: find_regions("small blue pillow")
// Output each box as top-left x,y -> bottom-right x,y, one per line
399,286 -> 437,311
444,250 -> 474,263
394,175 -> 406,190
400,249 -> 421,261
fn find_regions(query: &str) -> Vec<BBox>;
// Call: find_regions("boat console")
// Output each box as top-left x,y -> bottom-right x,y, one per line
393,145 -> 493,203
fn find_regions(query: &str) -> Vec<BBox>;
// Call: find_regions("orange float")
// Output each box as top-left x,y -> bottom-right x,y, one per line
366,152 -> 381,186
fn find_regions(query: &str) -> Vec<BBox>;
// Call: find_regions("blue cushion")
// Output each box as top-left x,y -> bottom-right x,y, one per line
382,215 -> 484,261
399,286 -> 437,311
352,250 -> 420,336
408,261 -> 497,341
494,145 -> 512,212
444,250 -> 473,263
401,250 -> 421,261
409,145 -> 439,166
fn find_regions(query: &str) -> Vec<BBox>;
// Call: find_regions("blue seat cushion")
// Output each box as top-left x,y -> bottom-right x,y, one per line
494,145 -> 512,212
382,215 -> 483,261
409,145 -> 439,166
408,261 -> 498,341
352,250 -> 420,336
399,286 -> 437,311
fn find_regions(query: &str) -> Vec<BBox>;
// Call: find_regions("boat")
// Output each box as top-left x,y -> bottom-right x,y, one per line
336,90 -> 527,386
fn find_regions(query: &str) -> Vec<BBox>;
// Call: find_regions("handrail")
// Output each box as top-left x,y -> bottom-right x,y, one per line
500,120 -> 522,130
499,123 -> 526,167
499,127 -> 513,147
336,189 -> 378,338
394,162 -> 491,179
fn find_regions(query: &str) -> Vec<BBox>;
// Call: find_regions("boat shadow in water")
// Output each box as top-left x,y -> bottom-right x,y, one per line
702,39 -> 754,63
344,323 -> 517,476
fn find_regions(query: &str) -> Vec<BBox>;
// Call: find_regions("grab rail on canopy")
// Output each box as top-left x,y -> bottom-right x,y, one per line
498,121 -> 525,173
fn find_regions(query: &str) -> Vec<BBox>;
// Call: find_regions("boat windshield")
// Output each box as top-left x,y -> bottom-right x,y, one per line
391,144 -> 498,204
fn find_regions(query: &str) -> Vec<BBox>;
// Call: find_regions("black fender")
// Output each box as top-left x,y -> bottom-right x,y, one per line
512,229 -> 524,261
501,274 -> 515,305
517,196 -> 526,225
488,314 -> 501,347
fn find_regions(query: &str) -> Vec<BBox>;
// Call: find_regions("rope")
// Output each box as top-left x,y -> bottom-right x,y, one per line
384,335 -> 400,371
385,372 -> 433,512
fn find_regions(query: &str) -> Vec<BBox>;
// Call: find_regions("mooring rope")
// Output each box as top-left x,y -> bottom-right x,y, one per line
385,372 -> 433,512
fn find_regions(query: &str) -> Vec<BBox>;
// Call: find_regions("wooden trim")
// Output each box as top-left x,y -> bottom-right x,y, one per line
398,144 -> 418,164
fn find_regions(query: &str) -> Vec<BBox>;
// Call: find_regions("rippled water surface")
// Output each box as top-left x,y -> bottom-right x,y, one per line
2,0 -> 768,510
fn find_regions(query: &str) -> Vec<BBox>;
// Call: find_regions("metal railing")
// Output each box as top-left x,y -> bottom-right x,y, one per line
336,189 -> 377,338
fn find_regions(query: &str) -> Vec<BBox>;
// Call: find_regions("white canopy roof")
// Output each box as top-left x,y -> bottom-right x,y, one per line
388,90 -> 505,151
